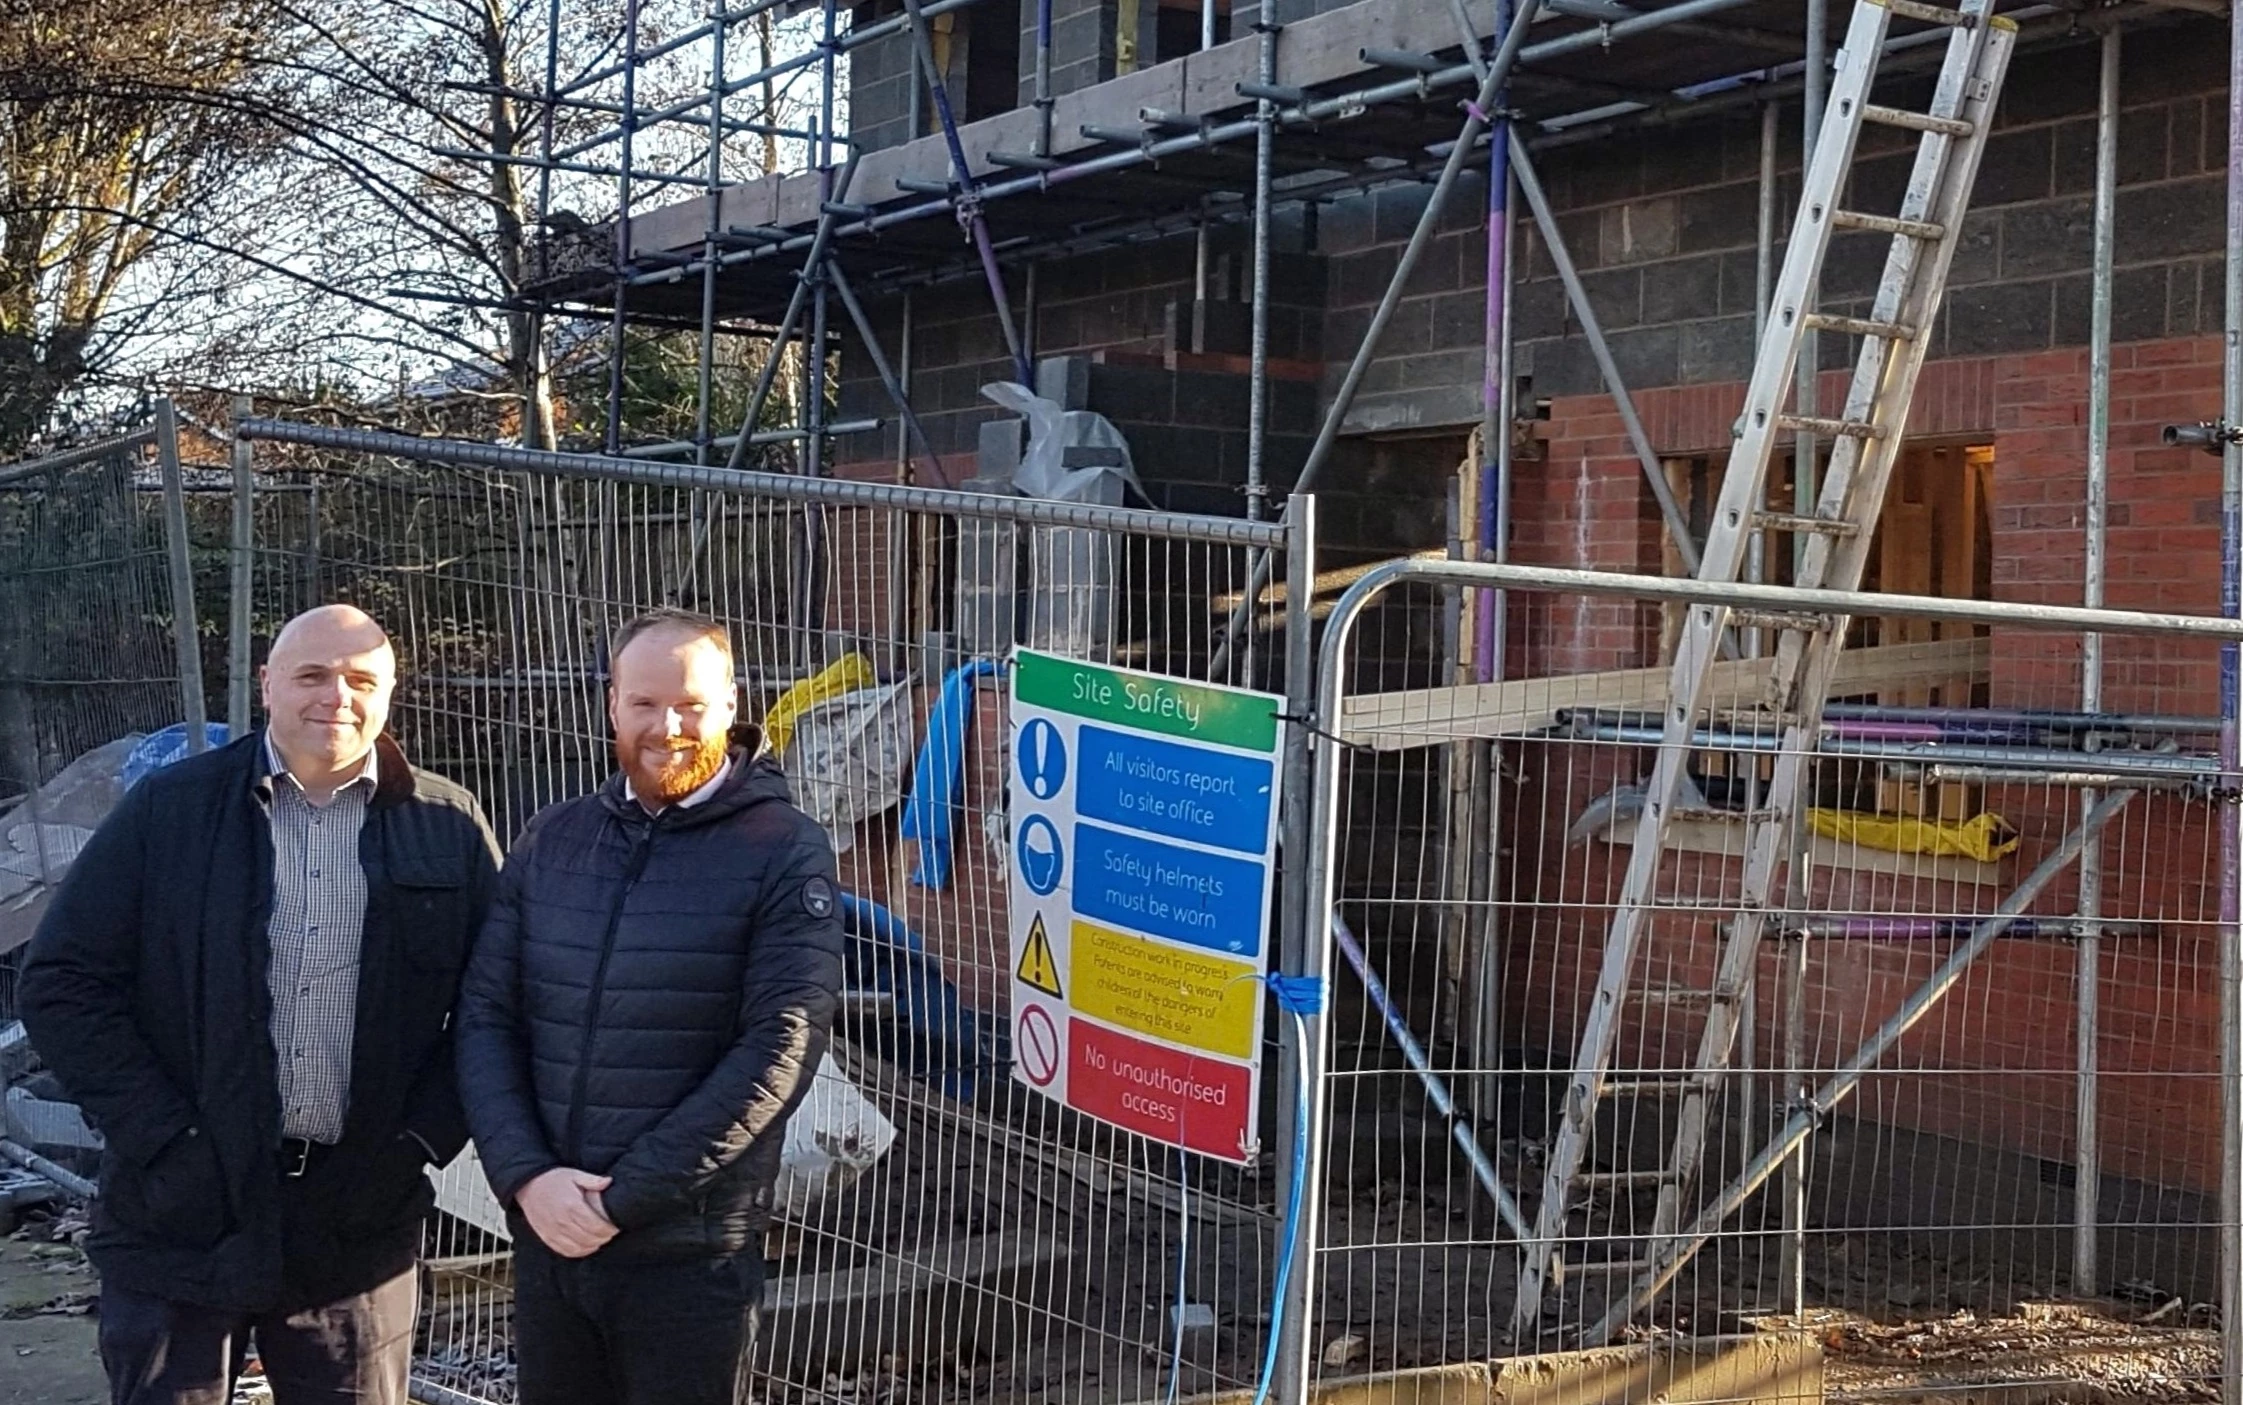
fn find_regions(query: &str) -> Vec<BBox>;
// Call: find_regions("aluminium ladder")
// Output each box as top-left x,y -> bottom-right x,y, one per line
1511,0 -> 2018,1343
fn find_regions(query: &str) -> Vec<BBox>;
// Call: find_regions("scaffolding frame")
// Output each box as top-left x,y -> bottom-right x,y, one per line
454,0 -> 2243,1396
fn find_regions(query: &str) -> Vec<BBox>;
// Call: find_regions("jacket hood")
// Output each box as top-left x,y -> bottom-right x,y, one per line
598,725 -> 792,827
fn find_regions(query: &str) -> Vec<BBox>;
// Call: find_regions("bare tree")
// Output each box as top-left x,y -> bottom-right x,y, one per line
0,0 -> 294,449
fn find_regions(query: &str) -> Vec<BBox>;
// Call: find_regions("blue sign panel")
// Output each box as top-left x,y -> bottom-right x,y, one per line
1071,822 -> 1267,958
1075,725 -> 1273,854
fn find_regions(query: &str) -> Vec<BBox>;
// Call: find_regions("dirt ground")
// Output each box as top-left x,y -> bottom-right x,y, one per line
0,1213 -> 104,1405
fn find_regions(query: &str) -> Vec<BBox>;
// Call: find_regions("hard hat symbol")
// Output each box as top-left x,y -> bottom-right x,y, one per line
1017,814 -> 1064,896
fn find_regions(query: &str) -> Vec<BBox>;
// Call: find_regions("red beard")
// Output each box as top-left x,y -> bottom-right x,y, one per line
618,731 -> 730,807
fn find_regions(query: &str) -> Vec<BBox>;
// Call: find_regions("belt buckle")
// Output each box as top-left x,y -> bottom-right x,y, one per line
280,1138 -> 312,1178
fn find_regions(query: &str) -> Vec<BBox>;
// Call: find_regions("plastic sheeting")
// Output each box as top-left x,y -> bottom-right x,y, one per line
432,1056 -> 898,1241
1806,807 -> 2021,864
778,677 -> 914,857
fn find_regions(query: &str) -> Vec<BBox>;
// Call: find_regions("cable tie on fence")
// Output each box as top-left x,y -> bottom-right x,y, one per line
1464,100 -> 1491,123
1267,974 -> 1325,1014
1275,711 -> 1365,752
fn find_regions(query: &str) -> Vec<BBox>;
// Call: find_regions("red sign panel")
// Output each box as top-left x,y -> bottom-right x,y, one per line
1069,1020 -> 1254,1162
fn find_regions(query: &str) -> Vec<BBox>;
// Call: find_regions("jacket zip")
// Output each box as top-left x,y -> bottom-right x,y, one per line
562,821 -> 657,1164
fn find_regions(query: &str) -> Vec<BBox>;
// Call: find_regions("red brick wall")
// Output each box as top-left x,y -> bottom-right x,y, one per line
1505,334 -> 2228,1196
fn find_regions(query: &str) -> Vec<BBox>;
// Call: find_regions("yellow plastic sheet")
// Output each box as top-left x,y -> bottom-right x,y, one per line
761,652 -> 877,755
1805,807 -> 2019,864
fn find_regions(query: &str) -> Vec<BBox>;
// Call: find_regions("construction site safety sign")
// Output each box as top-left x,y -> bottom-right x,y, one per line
1006,648 -> 1285,1164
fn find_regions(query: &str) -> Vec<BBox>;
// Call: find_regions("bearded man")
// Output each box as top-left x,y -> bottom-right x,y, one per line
455,608 -> 844,1405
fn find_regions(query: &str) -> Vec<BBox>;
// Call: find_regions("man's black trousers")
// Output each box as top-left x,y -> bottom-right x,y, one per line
511,1235 -> 765,1405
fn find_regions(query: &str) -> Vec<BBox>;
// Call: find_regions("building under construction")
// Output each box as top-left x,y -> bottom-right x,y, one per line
9,0 -> 2243,1399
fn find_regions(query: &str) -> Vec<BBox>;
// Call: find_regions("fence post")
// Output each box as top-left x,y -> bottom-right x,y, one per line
228,397 -> 255,739
1276,493 -> 1335,1404
154,399 -> 209,752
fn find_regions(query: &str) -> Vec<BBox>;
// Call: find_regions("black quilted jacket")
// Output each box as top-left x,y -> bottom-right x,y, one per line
455,743 -> 844,1259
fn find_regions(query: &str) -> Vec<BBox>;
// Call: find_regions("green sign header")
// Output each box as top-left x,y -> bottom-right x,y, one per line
1013,649 -> 1280,754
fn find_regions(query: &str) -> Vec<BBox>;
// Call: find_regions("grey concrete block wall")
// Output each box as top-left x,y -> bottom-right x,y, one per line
1018,0 -> 1118,105
1292,17 -> 2229,424
836,14 -> 2234,485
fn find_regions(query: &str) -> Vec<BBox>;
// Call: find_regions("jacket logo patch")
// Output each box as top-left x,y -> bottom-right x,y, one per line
803,877 -> 836,918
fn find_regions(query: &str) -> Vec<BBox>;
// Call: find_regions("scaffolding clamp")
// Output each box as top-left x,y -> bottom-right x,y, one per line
2162,420 -> 2243,456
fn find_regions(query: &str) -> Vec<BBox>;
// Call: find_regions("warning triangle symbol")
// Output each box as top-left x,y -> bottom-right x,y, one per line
1017,914 -> 1064,1000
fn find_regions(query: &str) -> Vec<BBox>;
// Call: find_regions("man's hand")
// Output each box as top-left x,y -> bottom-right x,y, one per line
516,1168 -> 617,1258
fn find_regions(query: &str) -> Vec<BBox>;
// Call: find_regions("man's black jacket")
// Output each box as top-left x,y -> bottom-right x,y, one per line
455,743 -> 845,1258
18,732 -> 500,1312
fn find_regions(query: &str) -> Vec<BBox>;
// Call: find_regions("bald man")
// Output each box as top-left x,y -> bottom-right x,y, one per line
21,605 -> 501,1405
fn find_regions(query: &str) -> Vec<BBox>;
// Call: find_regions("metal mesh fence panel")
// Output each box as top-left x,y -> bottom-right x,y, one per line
1306,565 -> 2240,1404
0,432 -> 196,1022
238,426 -> 1304,1405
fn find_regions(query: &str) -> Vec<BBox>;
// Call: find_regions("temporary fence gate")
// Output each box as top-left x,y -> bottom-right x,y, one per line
0,405 -> 210,1019
232,420 -> 1316,1405
1301,556 -> 2243,1403
18,411 -> 2243,1403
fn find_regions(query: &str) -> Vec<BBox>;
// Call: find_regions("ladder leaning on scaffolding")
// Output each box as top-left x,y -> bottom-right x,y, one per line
1510,0 -> 2019,1346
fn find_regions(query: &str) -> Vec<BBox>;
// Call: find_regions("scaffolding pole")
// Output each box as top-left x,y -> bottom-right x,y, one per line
2076,20 -> 2119,1299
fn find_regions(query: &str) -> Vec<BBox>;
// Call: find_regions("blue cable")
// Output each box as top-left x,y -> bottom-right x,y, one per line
1254,974 -> 1325,1405
1150,970 -> 1326,1405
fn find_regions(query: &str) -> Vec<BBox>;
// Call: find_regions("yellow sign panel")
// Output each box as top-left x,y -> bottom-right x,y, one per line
1070,920 -> 1259,1060
1017,913 -> 1064,999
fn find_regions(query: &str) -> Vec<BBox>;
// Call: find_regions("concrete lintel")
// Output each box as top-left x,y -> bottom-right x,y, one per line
1341,385 -> 1489,438
623,0 -> 1490,264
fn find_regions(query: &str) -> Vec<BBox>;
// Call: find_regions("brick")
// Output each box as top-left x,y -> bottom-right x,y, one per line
1558,145 -> 1644,209
2114,176 -> 2225,264
1680,316 -> 1754,385
1171,369 -> 1252,428
1675,181 -> 1759,255
1818,230 -> 1891,302
1372,181 -> 1436,244
1994,42 -> 2099,126
1944,280 -> 2053,358
1331,246 -> 1401,308
1429,292 -> 1491,352
1950,210 -> 2000,286
1607,323 -> 1680,391
2118,20 -> 2231,101
1511,276 -> 1569,342
1313,193 -> 1376,256
2000,197 -> 2094,279
1578,266 -> 1642,330
2052,264 -> 2168,346
1634,125 -> 1728,193
1597,197 -> 1679,265
1639,254 -> 1721,325
1845,153 -> 1914,219
1717,248 -> 1765,318
1975,126 -> 2054,206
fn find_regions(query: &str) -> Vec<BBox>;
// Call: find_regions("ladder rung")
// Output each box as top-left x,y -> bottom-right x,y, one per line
1831,209 -> 1948,240
1728,608 -> 1840,635
1802,312 -> 1917,340
1776,413 -> 1882,440
1601,1078 -> 1700,1097
1580,1168 -> 1678,1188
1885,0 -> 1976,27
1752,510 -> 1862,538
1671,806 -> 1785,824
1648,894 -> 1755,910
1565,1257 -> 1658,1275
1861,103 -> 1974,137
1632,986 -> 1720,1007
